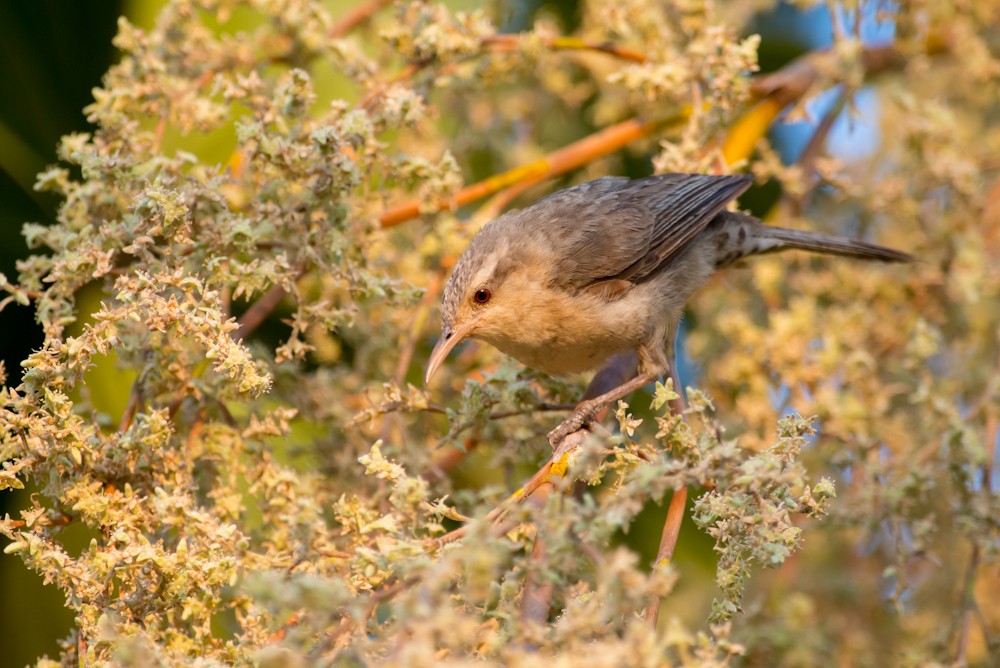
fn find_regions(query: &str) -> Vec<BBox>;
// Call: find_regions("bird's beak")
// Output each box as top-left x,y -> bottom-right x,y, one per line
425,319 -> 477,384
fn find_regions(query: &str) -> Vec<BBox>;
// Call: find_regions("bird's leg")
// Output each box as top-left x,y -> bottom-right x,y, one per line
581,350 -> 640,401
547,370 -> 659,447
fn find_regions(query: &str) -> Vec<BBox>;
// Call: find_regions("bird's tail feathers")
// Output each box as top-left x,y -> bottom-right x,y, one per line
713,212 -> 913,266
764,226 -> 914,263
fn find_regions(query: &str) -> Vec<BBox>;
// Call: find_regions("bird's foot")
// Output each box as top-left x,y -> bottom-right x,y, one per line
547,402 -> 600,448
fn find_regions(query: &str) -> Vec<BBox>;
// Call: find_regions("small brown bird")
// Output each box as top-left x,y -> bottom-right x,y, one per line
426,173 -> 911,445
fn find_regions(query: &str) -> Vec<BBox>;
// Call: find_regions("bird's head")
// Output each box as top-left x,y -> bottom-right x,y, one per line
425,217 -> 526,383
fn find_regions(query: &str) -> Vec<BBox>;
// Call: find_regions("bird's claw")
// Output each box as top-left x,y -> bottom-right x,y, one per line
547,403 -> 599,448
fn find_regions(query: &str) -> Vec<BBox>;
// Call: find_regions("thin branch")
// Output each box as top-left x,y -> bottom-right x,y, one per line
234,267 -> 310,342
267,610 -> 304,643
953,408 -> 1000,662
351,399 -> 575,429
482,34 -> 647,63
797,89 -> 847,176
329,0 -> 393,38
378,115 -> 683,228
953,543 -> 981,667
118,382 -> 143,433
358,60 -> 432,111
746,33 -> 948,112
5,510 -> 72,529
232,283 -> 287,341
117,361 -> 153,434
506,424 -> 620,627
784,89 -> 848,216
643,487 -> 687,627
644,357 -> 689,627
442,402 -> 576,442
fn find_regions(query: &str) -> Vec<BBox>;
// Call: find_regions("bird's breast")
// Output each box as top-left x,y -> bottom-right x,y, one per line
476,283 -> 657,376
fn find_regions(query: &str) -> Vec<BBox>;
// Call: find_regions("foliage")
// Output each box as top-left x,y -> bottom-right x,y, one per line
1,0 -> 998,665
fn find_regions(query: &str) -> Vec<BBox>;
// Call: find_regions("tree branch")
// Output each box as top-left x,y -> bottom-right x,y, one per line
643,360 -> 689,628
378,115 -> 683,228
232,283 -> 288,341
329,0 -> 393,38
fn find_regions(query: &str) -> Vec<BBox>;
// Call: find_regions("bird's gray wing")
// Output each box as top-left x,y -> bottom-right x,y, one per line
609,173 -> 753,282
531,173 -> 753,293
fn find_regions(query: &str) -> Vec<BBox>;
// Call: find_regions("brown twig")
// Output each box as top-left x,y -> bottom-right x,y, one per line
358,61 -> 427,110
984,408 -> 997,495
644,360 -> 689,628
118,381 -> 143,433
267,610 -> 304,643
380,272 -> 446,443
233,264 -> 306,343
784,89 -> 848,216
434,371 -> 623,620
737,36 -> 946,160
796,89 -> 847,177
748,42 -> 907,107
643,485 -> 688,627
432,438 -> 581,618
953,543 -> 982,667
232,283 -> 288,341
152,112 -> 168,154
117,362 -> 153,434
329,0 -> 393,38
442,402 -> 576,442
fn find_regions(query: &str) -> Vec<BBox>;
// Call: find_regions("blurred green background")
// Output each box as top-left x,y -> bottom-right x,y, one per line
0,1 -> 835,664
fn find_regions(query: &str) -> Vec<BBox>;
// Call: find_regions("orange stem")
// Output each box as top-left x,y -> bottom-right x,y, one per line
330,0 -> 393,38
379,115 -> 680,228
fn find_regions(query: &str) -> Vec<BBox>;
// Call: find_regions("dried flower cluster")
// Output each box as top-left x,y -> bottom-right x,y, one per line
1,0 -> 998,665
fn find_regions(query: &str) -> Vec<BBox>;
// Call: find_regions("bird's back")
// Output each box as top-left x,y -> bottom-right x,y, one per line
504,173 -> 753,293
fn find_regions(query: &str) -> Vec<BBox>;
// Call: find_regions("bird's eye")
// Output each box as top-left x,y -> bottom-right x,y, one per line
473,288 -> 492,304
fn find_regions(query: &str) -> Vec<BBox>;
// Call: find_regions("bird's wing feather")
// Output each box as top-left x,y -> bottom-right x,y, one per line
611,173 -> 753,282
535,173 -> 753,294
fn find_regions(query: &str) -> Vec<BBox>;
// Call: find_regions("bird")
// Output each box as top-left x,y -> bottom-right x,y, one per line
424,173 -> 912,446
